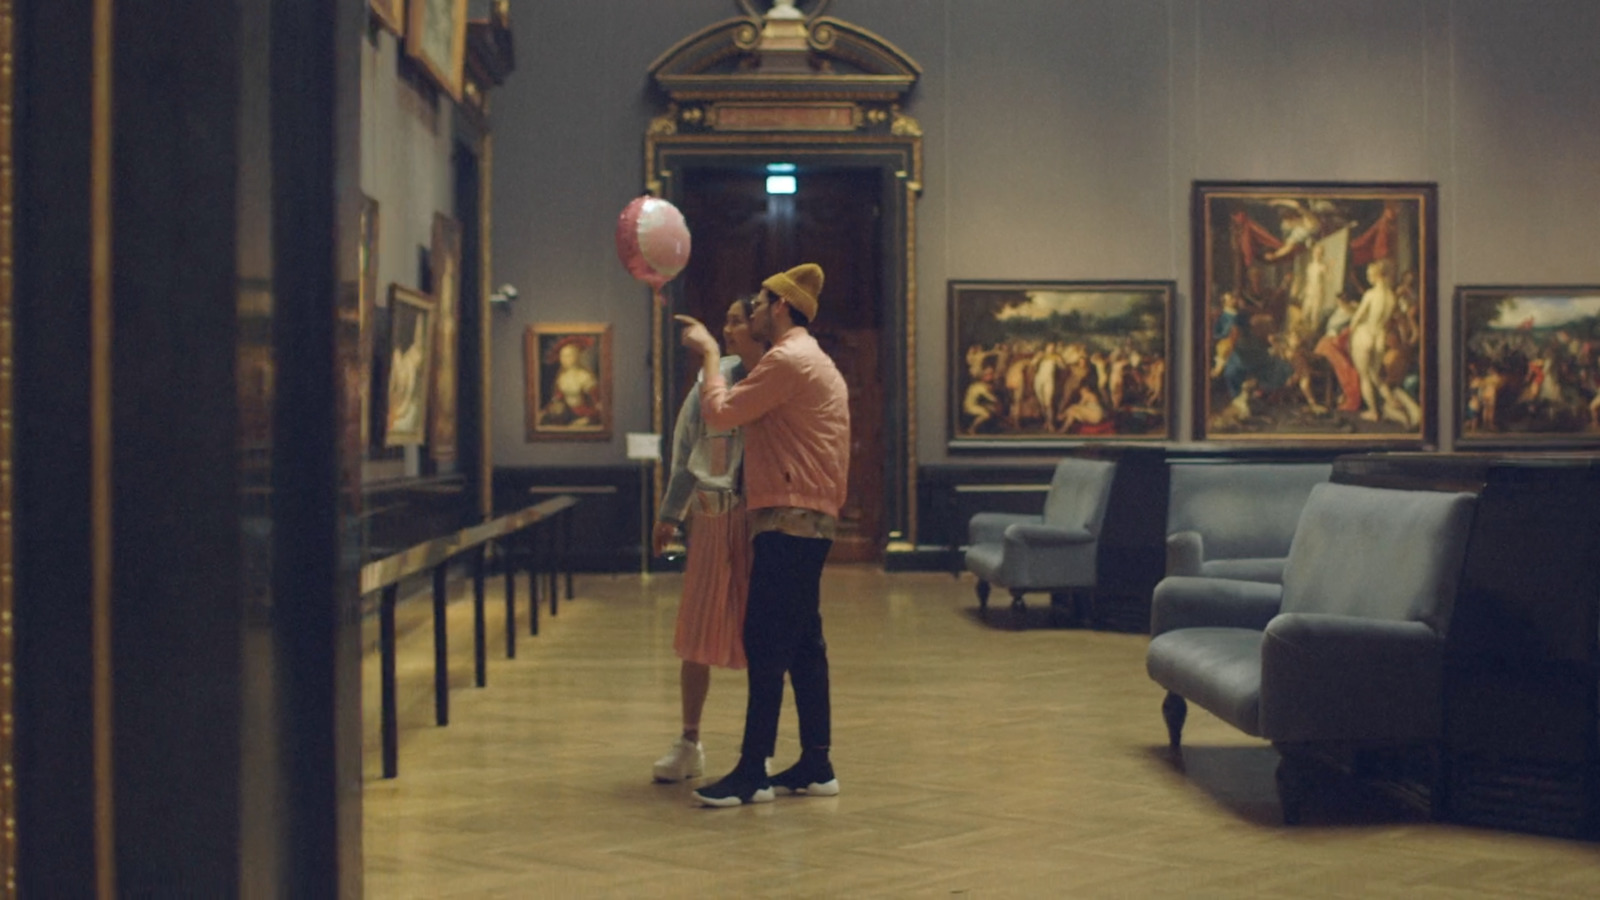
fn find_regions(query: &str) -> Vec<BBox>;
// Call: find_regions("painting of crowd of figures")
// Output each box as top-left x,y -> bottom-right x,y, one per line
1456,285 -> 1600,446
949,281 -> 1174,447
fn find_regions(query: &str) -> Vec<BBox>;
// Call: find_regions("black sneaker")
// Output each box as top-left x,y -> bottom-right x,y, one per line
692,768 -> 774,808
770,759 -> 840,797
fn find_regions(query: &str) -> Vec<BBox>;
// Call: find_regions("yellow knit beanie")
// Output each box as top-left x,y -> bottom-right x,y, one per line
761,263 -> 824,321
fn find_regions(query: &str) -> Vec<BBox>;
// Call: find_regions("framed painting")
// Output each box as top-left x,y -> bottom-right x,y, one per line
238,281 -> 274,449
384,285 -> 436,447
1193,181 -> 1438,445
405,0 -> 468,102
238,343 -> 274,449
947,280 -> 1174,447
1456,285 -> 1600,446
358,195 -> 380,450
524,323 -> 613,442
428,213 -> 461,462
369,0 -> 405,36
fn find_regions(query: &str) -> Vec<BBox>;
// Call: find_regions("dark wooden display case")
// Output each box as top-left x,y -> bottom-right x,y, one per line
1333,451 -> 1600,838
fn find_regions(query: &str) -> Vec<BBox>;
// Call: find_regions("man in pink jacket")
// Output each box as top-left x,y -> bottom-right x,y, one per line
674,263 -> 851,807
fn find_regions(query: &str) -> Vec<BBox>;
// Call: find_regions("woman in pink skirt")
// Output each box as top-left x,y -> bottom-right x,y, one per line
650,297 -> 765,782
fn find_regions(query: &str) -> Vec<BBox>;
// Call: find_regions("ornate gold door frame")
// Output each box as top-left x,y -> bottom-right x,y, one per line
643,6 -> 924,550
462,0 -> 515,520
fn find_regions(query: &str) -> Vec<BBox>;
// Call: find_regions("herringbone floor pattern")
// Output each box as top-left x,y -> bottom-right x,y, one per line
362,567 -> 1600,898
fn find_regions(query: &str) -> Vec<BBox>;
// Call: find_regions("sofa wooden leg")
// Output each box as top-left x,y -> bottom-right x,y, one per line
1161,692 -> 1187,750
975,580 -> 990,615
1009,590 -> 1027,614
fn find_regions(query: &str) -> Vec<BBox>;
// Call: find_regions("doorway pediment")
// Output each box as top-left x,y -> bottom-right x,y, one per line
648,11 -> 920,103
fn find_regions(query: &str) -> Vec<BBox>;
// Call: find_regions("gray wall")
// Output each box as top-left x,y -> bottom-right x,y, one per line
361,28 -> 458,477
491,0 -> 1600,467
362,29 -> 457,296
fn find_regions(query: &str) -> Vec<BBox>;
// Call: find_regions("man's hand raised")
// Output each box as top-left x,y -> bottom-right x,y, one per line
674,314 -> 719,358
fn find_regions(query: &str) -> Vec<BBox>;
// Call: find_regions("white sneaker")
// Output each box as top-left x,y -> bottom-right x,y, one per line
653,736 -> 705,783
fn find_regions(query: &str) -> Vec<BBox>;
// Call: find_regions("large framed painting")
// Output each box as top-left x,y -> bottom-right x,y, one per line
1456,285 -> 1600,446
1193,182 -> 1437,445
405,0 -> 468,103
384,286 -> 436,447
369,0 -> 405,36
428,213 -> 461,462
948,280 -> 1174,447
525,323 -> 613,442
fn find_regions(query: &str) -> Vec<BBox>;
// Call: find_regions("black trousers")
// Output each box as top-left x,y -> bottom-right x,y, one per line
739,531 -> 833,762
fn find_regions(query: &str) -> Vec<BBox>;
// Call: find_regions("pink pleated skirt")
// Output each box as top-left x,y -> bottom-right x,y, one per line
675,496 -> 751,670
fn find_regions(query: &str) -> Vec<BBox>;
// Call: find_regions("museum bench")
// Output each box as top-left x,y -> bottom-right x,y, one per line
1165,460 -> 1332,583
1147,481 -> 1476,824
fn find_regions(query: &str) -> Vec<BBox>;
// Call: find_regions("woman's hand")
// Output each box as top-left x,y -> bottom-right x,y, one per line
651,520 -> 679,557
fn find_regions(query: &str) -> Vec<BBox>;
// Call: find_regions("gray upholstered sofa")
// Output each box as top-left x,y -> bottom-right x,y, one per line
1146,482 -> 1476,822
1165,462 -> 1332,583
964,457 -> 1117,622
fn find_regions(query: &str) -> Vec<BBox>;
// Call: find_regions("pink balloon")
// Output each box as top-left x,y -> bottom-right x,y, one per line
616,196 -> 691,297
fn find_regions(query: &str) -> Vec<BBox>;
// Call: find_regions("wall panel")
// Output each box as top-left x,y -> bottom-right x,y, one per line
489,0 -> 1600,482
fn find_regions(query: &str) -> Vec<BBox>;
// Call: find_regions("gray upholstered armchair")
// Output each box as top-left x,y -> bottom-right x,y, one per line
964,457 -> 1117,621
1165,462 -> 1331,583
1146,482 -> 1476,823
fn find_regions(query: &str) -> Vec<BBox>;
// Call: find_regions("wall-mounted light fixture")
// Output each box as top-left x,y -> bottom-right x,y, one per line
489,283 -> 519,308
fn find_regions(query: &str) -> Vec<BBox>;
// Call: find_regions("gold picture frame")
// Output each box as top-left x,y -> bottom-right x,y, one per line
524,323 -> 613,442
948,280 -> 1175,447
385,286 -> 436,447
369,0 -> 405,36
405,0 -> 468,103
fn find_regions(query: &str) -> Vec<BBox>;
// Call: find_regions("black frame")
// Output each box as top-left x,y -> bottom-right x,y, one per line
1192,181 -> 1439,447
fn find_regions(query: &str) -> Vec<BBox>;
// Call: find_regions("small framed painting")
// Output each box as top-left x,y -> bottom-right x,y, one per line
384,286 -> 436,447
524,323 -> 613,442
1456,285 -> 1600,446
406,0 -> 469,102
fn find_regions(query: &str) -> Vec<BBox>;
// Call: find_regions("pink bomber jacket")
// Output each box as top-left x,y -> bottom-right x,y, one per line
699,327 -> 850,518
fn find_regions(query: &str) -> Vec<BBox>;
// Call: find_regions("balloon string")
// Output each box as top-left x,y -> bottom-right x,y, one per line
653,286 -> 666,307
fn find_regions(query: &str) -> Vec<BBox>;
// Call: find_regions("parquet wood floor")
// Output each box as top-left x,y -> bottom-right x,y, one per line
362,567 -> 1600,898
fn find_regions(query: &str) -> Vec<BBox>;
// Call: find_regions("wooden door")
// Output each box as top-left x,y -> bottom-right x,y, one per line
675,167 -> 885,562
